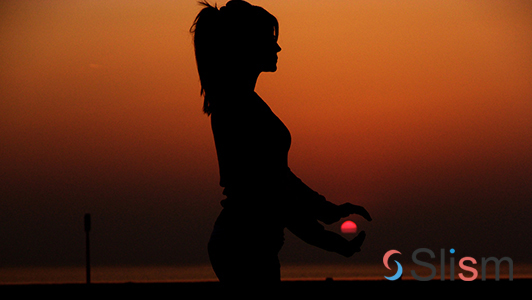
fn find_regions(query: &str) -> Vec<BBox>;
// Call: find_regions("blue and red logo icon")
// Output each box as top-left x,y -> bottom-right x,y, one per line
383,250 -> 402,280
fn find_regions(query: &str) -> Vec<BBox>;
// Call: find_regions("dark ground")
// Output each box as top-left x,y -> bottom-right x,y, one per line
0,279 -> 525,297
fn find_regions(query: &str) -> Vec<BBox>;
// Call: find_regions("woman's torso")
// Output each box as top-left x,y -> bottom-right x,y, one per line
210,92 -> 292,239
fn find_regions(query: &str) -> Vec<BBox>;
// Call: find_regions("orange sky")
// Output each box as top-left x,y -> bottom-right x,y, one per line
1,0 -> 531,271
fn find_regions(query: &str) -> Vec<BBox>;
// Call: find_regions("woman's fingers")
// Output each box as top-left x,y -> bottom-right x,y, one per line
339,203 -> 372,221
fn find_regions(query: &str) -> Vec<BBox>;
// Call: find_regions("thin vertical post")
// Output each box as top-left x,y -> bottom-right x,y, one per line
84,213 -> 91,284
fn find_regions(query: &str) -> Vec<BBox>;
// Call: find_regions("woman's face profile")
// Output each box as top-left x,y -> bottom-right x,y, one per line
256,35 -> 281,73
267,40 -> 282,72
261,41 -> 281,72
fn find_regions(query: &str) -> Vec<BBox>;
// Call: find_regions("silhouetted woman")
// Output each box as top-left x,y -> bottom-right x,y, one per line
191,0 -> 371,286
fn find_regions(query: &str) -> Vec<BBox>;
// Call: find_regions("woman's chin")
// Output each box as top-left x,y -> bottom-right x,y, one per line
264,65 -> 278,72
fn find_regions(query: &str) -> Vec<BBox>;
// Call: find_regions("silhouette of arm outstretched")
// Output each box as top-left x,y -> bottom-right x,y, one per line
286,170 -> 372,224
284,170 -> 371,256
287,218 -> 367,257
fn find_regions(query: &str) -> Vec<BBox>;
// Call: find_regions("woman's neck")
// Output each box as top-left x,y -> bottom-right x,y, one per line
224,70 -> 260,94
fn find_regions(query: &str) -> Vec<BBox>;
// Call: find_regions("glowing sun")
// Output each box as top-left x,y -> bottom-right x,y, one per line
341,220 -> 357,234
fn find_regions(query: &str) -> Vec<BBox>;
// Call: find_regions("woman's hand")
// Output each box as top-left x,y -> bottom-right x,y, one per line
317,202 -> 372,224
341,231 -> 366,257
338,203 -> 372,222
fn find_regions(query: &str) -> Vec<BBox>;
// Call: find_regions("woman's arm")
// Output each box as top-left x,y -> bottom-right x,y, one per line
285,170 -> 372,224
286,218 -> 366,257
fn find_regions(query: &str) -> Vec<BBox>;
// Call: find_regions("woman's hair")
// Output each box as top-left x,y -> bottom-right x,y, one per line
190,0 -> 279,115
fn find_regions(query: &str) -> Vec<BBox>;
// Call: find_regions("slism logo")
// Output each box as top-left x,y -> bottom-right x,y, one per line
383,248 -> 513,281
383,250 -> 403,281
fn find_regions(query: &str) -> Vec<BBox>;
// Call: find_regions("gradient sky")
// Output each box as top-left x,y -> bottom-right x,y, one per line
1,0 -> 531,272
